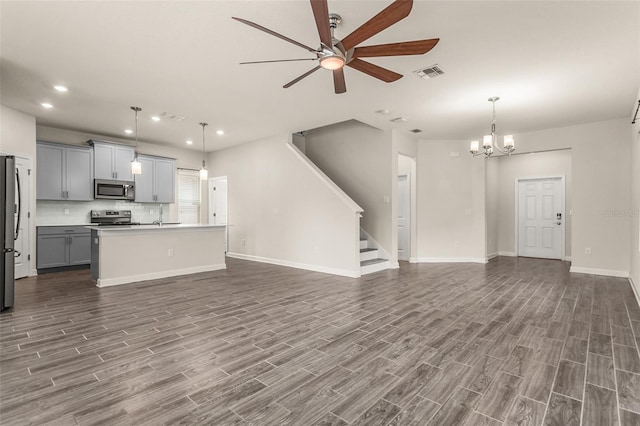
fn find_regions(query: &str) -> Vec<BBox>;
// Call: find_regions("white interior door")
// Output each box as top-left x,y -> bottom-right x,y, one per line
209,176 -> 228,251
14,156 -> 30,278
517,177 -> 564,260
397,174 -> 410,261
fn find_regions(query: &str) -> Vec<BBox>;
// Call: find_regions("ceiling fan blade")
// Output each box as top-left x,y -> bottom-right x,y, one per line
333,68 -> 347,94
310,0 -> 332,48
232,17 -> 318,53
340,0 -> 413,51
283,66 -> 322,88
353,39 -> 439,58
346,58 -> 402,82
240,58 -> 318,65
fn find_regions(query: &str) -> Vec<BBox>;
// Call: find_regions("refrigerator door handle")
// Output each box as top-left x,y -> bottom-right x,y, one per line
14,168 -> 21,240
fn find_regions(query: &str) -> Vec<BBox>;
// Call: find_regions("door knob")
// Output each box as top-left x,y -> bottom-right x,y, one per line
557,221 -> 562,225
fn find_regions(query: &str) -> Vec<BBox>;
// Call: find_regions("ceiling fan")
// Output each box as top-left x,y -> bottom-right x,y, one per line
232,0 -> 439,94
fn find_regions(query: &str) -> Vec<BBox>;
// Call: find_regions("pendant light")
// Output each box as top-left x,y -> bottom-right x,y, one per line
199,122 -> 208,181
130,106 -> 142,175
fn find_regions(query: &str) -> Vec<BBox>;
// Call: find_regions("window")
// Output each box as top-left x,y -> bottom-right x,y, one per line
177,169 -> 200,224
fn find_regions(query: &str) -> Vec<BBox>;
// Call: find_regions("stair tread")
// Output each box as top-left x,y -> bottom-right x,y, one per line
360,258 -> 388,267
360,248 -> 377,253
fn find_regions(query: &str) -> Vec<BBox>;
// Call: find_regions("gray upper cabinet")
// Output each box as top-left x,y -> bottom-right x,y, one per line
134,155 -> 175,203
90,140 -> 135,181
37,142 -> 93,201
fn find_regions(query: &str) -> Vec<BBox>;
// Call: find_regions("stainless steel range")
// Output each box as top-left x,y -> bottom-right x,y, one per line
90,210 -> 138,226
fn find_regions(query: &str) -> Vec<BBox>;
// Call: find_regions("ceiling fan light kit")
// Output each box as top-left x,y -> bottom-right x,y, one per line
470,97 -> 515,158
233,0 -> 439,94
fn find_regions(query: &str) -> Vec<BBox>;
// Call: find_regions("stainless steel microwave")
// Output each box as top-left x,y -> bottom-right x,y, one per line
94,179 -> 135,200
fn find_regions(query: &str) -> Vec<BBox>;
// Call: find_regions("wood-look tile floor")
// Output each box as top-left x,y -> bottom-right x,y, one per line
1,257 -> 640,425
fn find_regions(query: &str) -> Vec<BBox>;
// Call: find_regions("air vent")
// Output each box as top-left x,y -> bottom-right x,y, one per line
160,112 -> 186,121
390,117 -> 407,123
414,64 -> 444,79
410,128 -> 423,133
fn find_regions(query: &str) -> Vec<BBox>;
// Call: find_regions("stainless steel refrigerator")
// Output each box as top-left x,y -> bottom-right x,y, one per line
1,155 -> 20,311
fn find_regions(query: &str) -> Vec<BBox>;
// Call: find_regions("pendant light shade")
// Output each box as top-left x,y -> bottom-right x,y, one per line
130,106 -> 142,175
199,122 -> 208,181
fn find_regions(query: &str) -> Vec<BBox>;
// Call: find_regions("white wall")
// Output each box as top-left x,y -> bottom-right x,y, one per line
513,119 -> 631,276
36,125 -> 205,223
209,133 -> 363,277
495,149 -> 572,258
416,139 -> 487,262
304,120 -> 394,261
1,105 -> 37,276
486,158 -> 499,257
630,90 -> 640,291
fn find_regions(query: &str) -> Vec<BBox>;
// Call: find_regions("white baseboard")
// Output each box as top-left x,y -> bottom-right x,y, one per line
569,266 -> 630,278
498,251 -> 516,257
416,257 -> 488,264
96,264 -> 227,287
227,252 -> 361,278
564,256 -> 572,262
487,252 -> 499,260
409,257 -> 419,264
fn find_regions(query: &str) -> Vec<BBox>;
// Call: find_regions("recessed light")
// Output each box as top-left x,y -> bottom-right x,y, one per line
53,85 -> 68,92
151,116 -> 161,122
216,130 -> 224,136
41,102 -> 53,109
186,140 -> 193,145
124,129 -> 133,134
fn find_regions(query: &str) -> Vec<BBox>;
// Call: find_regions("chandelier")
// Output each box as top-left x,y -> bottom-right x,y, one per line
470,97 -> 515,158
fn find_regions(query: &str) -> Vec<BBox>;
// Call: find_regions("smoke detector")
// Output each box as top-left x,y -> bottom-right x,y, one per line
414,64 -> 444,79
390,117 -> 407,123
159,112 -> 186,121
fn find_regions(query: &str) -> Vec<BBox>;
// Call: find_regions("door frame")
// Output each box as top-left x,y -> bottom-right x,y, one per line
397,173 -> 411,261
514,175 -> 566,260
1,151 -> 33,278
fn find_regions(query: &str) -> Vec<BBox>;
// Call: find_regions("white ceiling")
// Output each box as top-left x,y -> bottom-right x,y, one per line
1,1 -> 638,152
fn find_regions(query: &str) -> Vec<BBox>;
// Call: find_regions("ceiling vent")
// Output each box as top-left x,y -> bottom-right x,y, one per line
160,112 -> 186,121
414,64 -> 444,79
390,117 -> 407,123
410,128 -> 423,133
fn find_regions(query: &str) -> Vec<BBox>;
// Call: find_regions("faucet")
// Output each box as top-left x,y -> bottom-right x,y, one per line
152,204 -> 163,226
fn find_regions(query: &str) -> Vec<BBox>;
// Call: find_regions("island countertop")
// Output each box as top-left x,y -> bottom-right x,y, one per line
87,224 -> 226,233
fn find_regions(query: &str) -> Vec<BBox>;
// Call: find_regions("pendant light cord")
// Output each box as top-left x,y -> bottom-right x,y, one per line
200,122 -> 208,168
131,106 -> 142,156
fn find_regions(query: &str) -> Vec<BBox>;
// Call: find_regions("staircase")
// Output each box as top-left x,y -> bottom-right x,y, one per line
360,238 -> 390,275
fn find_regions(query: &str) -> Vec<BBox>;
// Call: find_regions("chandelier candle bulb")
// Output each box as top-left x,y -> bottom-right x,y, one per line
482,135 -> 493,149
504,135 -> 514,149
470,140 -> 480,154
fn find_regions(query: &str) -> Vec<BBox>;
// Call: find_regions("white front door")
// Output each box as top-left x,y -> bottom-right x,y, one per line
517,177 -> 564,260
14,156 -> 30,278
397,174 -> 410,261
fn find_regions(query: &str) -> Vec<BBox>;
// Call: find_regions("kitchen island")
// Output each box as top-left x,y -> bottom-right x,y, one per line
89,224 -> 226,287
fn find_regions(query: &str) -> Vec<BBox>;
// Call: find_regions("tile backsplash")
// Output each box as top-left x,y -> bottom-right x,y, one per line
37,200 -> 177,225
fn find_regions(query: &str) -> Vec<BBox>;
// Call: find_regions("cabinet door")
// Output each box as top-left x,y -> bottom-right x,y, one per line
37,235 -> 69,268
134,156 -> 155,202
69,234 -> 91,265
36,144 -> 65,200
154,158 -> 175,203
93,143 -> 115,180
65,147 -> 94,200
114,146 -> 134,181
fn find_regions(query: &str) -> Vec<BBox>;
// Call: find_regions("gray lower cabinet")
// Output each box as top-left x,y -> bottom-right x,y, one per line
37,226 -> 91,269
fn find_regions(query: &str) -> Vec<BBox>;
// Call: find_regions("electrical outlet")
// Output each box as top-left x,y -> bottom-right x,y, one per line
150,209 -> 154,215
168,248 -> 174,257
63,208 -> 69,215
585,247 -> 592,255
